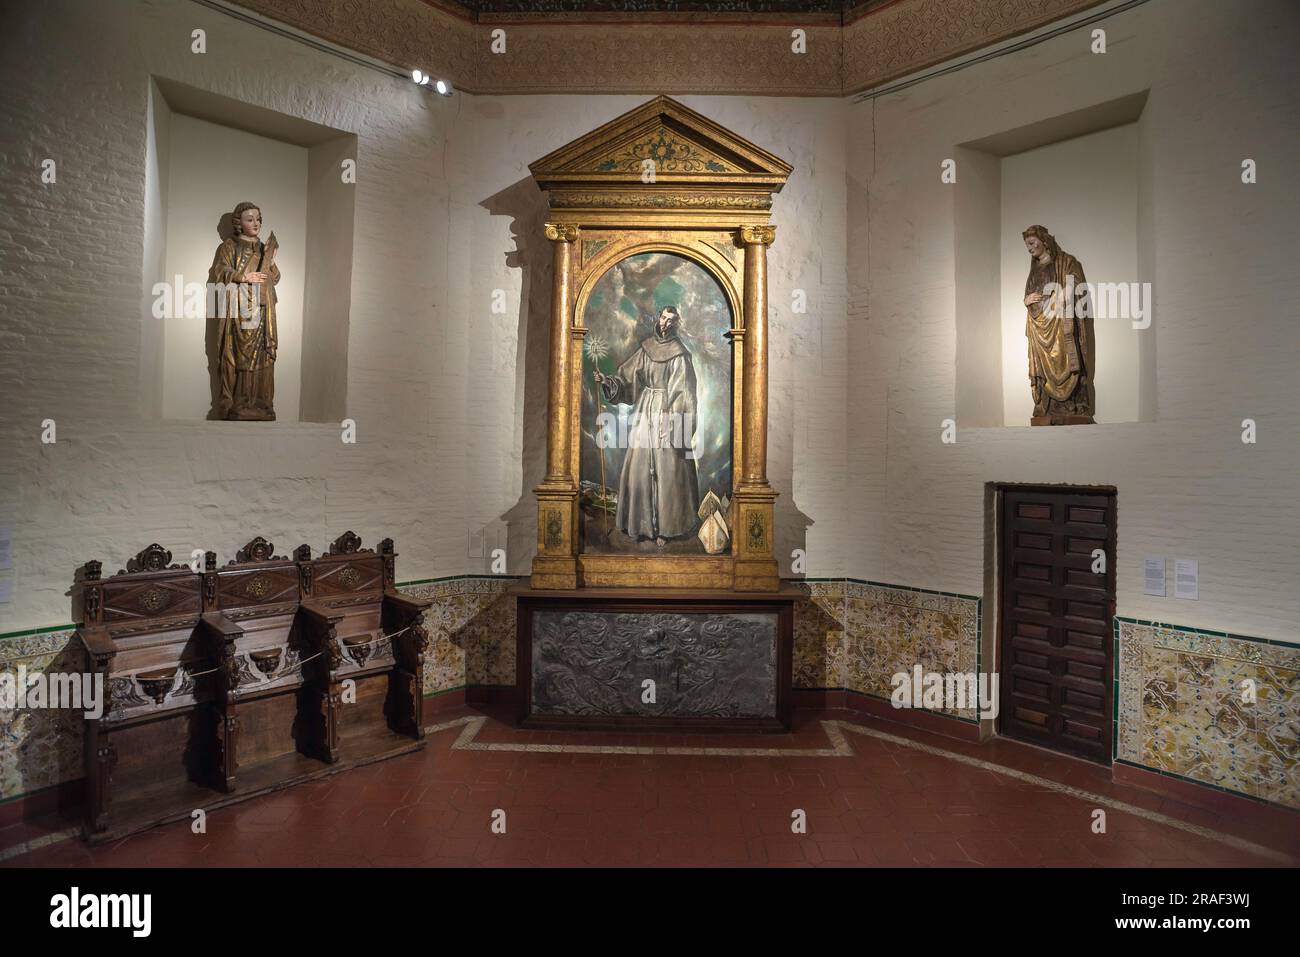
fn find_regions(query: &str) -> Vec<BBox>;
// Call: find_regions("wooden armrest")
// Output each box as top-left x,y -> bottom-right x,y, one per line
299,601 -> 345,626
201,612 -> 245,640
384,592 -> 431,615
76,626 -> 116,659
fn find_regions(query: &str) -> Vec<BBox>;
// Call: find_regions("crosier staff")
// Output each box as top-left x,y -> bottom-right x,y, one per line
585,335 -> 612,533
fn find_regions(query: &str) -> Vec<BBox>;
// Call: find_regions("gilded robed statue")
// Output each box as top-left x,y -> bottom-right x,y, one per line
593,306 -> 701,546
210,201 -> 279,420
1022,225 -> 1095,425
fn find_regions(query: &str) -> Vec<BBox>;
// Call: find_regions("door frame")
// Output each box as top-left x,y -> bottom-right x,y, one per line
988,482 -> 1118,764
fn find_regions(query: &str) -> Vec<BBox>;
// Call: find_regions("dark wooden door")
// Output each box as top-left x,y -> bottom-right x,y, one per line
999,487 -> 1115,764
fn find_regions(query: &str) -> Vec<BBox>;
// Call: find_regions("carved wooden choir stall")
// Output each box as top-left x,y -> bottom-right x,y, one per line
516,96 -> 799,732
75,533 -> 430,843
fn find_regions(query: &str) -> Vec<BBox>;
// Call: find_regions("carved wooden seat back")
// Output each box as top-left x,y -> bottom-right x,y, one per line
206,536 -> 308,700
297,533 -> 432,757
75,531 -> 430,843
199,536 -> 318,789
299,531 -> 392,673
76,545 -> 216,839
77,544 -> 208,722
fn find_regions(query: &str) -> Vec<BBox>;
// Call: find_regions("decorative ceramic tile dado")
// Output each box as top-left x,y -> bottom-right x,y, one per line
0,629 -> 83,804
398,576 -> 517,694
841,581 -> 981,721
8,584 -> 1293,820
0,578 -> 974,803
0,628 -> 79,668
1117,619 -> 1300,810
790,580 -> 846,690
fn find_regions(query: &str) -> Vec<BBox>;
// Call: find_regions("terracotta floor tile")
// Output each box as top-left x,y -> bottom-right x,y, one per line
5,708 -> 1292,869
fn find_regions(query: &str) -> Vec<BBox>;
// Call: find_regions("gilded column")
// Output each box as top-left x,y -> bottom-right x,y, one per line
531,222 -> 581,589
734,224 -> 779,591
543,222 -> 579,482
739,225 -> 775,486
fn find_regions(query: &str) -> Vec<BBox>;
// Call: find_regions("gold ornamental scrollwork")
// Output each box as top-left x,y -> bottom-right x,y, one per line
544,223 -> 581,243
738,225 -> 777,247
552,192 -> 771,210
593,127 -> 737,174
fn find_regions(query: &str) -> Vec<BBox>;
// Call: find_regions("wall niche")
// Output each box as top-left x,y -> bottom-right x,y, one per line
142,78 -> 356,423
954,92 -> 1154,428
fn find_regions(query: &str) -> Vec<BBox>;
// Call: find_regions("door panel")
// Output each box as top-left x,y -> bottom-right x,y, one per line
999,488 -> 1116,764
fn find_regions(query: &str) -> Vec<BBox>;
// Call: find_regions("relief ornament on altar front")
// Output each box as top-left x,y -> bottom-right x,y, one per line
531,610 -> 777,718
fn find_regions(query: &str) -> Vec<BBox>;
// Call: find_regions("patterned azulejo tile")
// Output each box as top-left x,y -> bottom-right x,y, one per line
399,577 -> 517,693
1119,619 -> 1300,810
841,581 -> 980,721
791,581 -> 847,690
0,629 -> 83,803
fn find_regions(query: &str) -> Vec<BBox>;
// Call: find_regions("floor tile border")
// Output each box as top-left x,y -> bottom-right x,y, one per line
4,713 -> 1290,866
426,714 -> 1293,865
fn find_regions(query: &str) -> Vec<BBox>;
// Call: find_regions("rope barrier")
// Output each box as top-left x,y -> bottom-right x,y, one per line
124,623 -> 419,698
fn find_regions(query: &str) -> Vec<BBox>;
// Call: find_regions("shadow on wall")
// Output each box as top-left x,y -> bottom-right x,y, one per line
414,580 -> 519,694
475,175 -> 815,579
774,464 -> 813,579
480,177 -> 551,576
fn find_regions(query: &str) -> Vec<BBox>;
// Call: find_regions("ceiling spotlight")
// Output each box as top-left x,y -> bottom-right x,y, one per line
411,69 -> 430,85
435,79 -> 452,96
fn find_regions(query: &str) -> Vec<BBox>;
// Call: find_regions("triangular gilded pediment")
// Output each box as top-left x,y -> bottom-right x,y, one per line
531,96 -> 792,190
580,123 -> 738,175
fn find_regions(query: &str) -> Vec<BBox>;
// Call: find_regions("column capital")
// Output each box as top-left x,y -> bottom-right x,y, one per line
544,223 -> 581,243
738,224 -> 776,247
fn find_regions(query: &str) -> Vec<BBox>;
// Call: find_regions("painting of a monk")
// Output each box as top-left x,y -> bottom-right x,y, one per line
580,251 -> 733,555
594,306 -> 700,545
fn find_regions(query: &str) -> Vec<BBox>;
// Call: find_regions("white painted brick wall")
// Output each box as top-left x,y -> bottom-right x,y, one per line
0,1 -> 852,631
0,0 -> 467,629
846,0 -> 1300,642
1,0 -> 1294,646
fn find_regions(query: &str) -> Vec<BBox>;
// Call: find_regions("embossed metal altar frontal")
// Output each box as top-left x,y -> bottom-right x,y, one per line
528,95 -> 791,593
516,587 -> 796,732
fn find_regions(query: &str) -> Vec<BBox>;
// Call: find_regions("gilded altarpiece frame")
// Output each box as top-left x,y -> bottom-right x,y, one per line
528,96 -> 791,592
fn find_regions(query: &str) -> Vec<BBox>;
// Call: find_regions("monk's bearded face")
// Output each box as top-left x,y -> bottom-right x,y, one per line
656,310 -> 679,338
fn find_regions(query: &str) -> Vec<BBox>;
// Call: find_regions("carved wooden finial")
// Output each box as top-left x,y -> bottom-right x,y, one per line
237,536 -> 276,563
127,544 -> 174,573
78,560 -> 102,582
293,544 -> 312,562
328,531 -> 362,555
